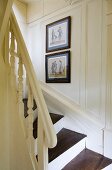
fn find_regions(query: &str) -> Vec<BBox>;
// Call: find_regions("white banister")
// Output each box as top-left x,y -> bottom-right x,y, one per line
10,10 -> 57,149
1,1 -> 56,169
8,8 -> 57,170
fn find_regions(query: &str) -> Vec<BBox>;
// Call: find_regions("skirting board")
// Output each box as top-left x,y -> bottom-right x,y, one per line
104,129 -> 112,159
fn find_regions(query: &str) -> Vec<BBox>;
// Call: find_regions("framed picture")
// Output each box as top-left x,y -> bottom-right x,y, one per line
46,16 -> 71,53
45,51 -> 70,83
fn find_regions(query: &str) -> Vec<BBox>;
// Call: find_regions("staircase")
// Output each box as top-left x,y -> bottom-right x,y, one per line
1,3 -> 112,169
23,99 -> 112,170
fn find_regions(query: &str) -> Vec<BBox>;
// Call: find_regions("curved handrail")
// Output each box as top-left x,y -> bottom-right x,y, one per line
10,10 -> 57,148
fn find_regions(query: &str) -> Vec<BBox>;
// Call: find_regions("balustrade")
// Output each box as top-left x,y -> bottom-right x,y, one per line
6,10 -> 57,170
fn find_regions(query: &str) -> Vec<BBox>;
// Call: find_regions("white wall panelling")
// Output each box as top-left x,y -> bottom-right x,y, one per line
27,0 -> 107,128
27,0 -> 69,23
85,0 -> 106,124
106,6 -> 112,130
28,3 -> 83,105
13,0 -> 112,159
13,0 -> 28,45
106,25 -> 112,130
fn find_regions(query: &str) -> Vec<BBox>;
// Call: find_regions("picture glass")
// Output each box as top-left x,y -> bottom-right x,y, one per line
46,16 -> 71,52
45,51 -> 70,83
48,55 -> 67,79
48,21 -> 68,49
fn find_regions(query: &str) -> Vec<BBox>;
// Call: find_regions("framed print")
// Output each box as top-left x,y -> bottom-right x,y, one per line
46,16 -> 71,53
45,51 -> 70,83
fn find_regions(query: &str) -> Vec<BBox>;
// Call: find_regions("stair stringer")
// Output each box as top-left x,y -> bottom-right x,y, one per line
40,81 -> 104,155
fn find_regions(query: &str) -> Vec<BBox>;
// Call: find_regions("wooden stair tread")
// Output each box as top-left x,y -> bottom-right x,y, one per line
62,148 -> 112,170
49,112 -> 64,124
48,128 -> 86,163
33,113 -> 64,139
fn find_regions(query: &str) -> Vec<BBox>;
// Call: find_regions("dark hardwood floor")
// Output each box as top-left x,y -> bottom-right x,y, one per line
48,128 -> 86,163
62,148 -> 112,170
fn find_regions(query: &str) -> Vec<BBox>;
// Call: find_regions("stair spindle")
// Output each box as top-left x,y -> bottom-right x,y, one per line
27,82 -> 34,154
4,22 -> 10,66
10,27 -> 16,85
18,55 -> 23,103
17,52 -> 27,137
38,112 -> 48,170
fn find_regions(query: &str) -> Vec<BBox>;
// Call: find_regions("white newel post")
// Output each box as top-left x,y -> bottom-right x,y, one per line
38,112 -> 48,170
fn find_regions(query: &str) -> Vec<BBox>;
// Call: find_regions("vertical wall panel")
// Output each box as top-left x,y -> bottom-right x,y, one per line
86,0 -> 102,120
106,24 -> 112,129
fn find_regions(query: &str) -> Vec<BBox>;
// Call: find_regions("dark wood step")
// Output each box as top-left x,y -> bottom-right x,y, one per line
48,128 -> 86,163
62,148 -> 112,170
33,113 -> 64,139
23,98 -> 64,139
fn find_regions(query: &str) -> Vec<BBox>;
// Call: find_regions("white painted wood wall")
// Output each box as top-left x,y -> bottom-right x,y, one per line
104,0 -> 112,159
13,0 -> 112,159
26,0 -> 106,127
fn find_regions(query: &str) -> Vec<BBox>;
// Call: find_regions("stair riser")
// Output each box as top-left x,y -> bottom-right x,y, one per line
54,118 -> 64,134
48,137 -> 86,170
